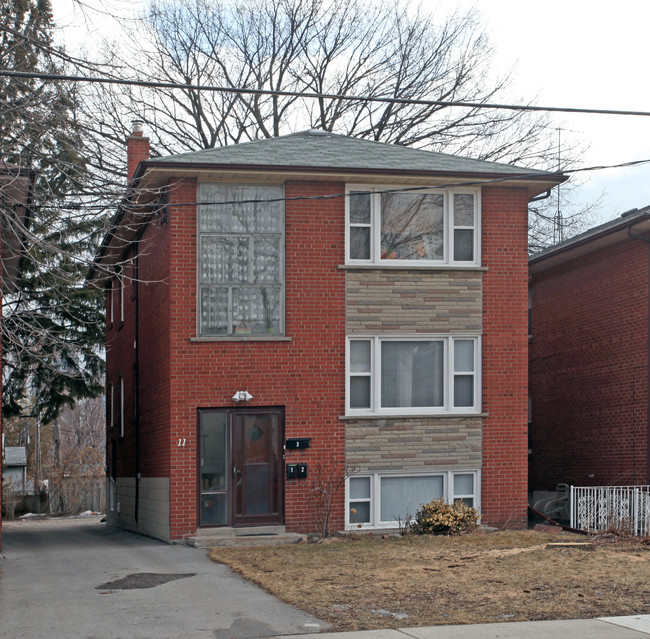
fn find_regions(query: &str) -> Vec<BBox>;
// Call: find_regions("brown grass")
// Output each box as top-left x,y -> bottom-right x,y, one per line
208,530 -> 650,630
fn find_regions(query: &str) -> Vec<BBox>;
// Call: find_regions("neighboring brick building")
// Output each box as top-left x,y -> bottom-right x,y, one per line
90,126 -> 564,543
529,208 -> 650,493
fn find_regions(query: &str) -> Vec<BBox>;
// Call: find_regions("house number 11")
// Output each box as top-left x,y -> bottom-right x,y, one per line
177,438 -> 187,447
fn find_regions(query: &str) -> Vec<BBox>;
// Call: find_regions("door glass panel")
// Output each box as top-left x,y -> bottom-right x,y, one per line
244,414 -> 270,515
201,493 -> 227,525
234,412 -> 281,520
200,411 -> 227,525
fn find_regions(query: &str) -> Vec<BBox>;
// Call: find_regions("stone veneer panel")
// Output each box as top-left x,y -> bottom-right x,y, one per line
345,269 -> 482,334
346,417 -> 482,473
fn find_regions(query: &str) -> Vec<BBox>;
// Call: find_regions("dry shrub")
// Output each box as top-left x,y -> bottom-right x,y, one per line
411,498 -> 479,535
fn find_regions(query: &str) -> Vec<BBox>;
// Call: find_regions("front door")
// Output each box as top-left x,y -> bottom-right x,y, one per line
199,408 -> 284,527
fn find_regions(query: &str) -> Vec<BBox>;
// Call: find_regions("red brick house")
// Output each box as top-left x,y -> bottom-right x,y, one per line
91,125 -> 564,543
529,208 -> 650,493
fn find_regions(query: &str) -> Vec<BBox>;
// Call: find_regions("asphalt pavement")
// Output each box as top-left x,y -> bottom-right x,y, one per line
0,515 -> 328,639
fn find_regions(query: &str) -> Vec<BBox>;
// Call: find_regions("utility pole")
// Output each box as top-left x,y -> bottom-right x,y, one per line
17,414 -> 39,513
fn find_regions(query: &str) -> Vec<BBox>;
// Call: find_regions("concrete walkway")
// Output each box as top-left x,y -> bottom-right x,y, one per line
270,616 -> 650,639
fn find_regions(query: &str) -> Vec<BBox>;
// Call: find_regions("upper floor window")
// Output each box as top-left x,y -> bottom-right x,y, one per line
347,336 -> 480,415
346,186 -> 479,266
198,184 -> 284,336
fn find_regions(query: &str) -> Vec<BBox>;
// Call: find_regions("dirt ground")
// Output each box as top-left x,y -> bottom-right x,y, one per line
209,530 -> 650,630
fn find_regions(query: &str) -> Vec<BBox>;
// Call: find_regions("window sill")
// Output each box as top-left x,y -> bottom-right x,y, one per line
190,336 -> 292,343
339,264 -> 487,271
339,412 -> 487,420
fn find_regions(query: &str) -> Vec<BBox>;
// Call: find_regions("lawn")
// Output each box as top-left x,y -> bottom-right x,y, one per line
209,530 -> 650,630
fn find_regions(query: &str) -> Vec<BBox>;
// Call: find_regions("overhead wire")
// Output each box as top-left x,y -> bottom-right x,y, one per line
39,157 -> 650,212
3,69 -> 650,118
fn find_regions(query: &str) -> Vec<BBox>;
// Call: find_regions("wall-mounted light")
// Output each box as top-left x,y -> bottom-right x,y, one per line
232,390 -> 253,402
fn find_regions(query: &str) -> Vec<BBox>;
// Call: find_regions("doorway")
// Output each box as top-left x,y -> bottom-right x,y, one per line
199,408 -> 284,527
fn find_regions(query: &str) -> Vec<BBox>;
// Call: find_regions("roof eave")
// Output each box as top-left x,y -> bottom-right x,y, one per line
138,159 -> 566,197
529,211 -> 650,274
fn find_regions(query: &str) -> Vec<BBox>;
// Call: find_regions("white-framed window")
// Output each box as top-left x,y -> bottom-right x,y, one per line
347,470 -> 479,529
347,336 -> 480,415
108,280 -> 114,324
197,183 -> 285,336
346,186 -> 480,266
119,269 -> 124,323
109,382 -> 114,429
119,376 -> 124,438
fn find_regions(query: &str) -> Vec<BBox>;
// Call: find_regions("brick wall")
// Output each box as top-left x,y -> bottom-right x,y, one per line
127,133 -> 150,181
166,179 -> 346,538
105,213 -> 171,525
481,186 -> 530,527
106,177 -> 534,537
529,237 -> 649,489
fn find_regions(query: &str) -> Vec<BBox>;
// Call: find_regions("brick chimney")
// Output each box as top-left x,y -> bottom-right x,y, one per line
126,119 -> 150,182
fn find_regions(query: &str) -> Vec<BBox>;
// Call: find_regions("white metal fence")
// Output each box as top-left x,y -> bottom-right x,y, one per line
570,485 -> 650,537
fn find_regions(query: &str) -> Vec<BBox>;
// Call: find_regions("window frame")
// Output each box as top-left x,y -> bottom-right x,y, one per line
346,470 -> 480,529
345,185 -> 480,267
346,335 -> 481,416
119,375 -> 125,438
109,382 -> 114,430
197,182 -> 286,338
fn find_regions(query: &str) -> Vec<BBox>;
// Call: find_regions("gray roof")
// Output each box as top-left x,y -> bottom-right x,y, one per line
146,130 -> 558,179
530,205 -> 650,265
4,446 -> 27,466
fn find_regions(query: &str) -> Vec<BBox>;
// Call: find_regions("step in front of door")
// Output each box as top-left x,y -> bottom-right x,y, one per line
187,526 -> 307,548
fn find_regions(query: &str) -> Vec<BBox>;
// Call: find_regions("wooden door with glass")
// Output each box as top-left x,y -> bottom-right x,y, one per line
199,408 -> 284,527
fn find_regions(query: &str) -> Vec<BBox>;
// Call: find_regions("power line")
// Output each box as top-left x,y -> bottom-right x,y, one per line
46,158 -> 650,211
3,69 -> 650,118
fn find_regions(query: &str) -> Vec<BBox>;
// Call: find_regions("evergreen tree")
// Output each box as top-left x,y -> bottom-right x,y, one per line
0,0 -> 105,423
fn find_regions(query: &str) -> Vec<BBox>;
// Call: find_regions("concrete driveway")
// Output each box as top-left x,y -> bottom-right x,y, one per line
0,516 -> 328,639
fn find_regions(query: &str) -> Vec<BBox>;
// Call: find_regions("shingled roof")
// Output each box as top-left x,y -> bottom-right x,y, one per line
145,129 -> 558,179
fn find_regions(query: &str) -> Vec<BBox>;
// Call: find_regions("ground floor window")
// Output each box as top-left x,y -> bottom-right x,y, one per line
346,470 -> 479,529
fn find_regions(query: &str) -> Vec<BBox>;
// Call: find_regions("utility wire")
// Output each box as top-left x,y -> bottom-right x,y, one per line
3,69 -> 650,118
43,157 -> 650,211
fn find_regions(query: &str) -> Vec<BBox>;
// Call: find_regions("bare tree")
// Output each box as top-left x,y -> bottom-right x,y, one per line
76,0 -> 593,250
81,0 -> 560,161
45,397 -> 106,514
0,0 -> 136,423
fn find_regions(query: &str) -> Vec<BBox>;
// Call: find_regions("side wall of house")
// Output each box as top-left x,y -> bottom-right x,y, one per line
105,213 -> 172,541
529,238 -> 649,490
166,179 -> 346,540
481,186 -> 530,527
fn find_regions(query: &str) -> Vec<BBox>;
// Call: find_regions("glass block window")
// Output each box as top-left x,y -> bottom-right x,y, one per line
198,184 -> 284,336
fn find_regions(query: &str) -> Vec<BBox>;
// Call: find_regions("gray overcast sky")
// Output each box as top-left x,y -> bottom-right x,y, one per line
50,0 -> 650,225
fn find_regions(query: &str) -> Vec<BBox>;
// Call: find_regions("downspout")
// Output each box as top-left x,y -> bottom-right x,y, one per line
626,224 -> 650,483
134,247 -> 140,525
